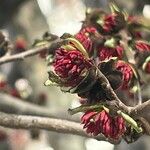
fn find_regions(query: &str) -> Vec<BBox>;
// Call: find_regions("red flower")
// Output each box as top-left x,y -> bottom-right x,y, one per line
99,45 -> 124,61
15,37 -> 26,52
78,27 -> 97,35
75,27 -> 97,53
135,41 -> 150,53
81,110 -> 126,139
103,14 -> 116,33
116,61 -> 133,89
103,13 -> 125,34
54,48 -> 92,87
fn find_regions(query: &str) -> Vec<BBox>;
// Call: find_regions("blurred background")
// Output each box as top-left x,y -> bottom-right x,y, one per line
0,0 -> 150,150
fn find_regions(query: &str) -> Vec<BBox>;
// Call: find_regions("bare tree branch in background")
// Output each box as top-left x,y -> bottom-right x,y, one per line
0,38 -> 65,65
0,93 -> 80,121
0,111 -> 120,144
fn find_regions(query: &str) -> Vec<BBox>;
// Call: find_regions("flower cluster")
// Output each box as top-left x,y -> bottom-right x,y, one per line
81,110 -> 126,139
116,61 -> 133,89
45,3 -> 147,141
54,47 -> 92,87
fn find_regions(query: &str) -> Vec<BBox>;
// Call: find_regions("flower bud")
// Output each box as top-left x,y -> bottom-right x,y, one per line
75,27 -> 97,53
81,109 -> 126,139
102,13 -> 125,34
116,61 -> 134,89
135,41 -> 150,52
15,37 -> 26,52
99,45 -> 124,61
54,48 -> 92,87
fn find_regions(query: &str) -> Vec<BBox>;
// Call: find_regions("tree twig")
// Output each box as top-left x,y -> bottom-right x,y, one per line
96,69 -> 131,114
0,93 -> 80,121
0,38 -> 65,65
0,111 -> 119,144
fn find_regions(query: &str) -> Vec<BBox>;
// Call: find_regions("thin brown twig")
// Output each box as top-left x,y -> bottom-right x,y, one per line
0,38 -> 64,65
96,69 -> 131,114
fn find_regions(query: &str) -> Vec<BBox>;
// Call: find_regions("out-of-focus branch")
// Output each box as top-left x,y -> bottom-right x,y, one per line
0,93 -> 54,116
0,111 -> 119,144
0,38 -> 65,65
0,93 -> 79,121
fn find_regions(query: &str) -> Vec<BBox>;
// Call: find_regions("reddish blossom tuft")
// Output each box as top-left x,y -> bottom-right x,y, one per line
103,14 -> 117,33
15,37 -> 26,52
81,110 -> 126,139
135,41 -> 150,53
54,48 -> 92,87
99,45 -> 124,61
75,27 -> 97,53
116,61 -> 133,89
102,13 -> 125,34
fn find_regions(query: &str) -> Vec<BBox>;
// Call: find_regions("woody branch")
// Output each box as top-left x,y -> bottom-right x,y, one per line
0,111 -> 119,144
0,38 -> 65,65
